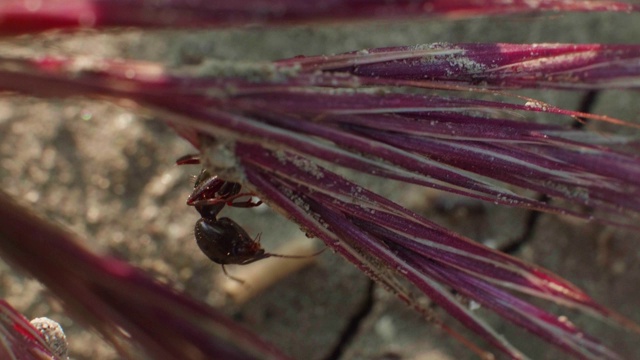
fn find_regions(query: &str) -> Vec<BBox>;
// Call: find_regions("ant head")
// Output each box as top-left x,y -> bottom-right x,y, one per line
187,173 -> 242,207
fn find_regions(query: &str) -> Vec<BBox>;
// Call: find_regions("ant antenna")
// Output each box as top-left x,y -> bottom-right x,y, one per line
265,247 -> 327,260
221,246 -> 327,285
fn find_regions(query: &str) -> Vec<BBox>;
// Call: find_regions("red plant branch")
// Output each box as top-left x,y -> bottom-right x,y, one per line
0,0 -> 638,35
0,192 -> 290,360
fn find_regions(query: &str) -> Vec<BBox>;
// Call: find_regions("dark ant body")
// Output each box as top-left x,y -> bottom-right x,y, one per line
188,166 -> 267,266
177,154 -> 319,282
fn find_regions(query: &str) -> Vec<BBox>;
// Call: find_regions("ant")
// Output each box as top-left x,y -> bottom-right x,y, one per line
177,154 -> 321,283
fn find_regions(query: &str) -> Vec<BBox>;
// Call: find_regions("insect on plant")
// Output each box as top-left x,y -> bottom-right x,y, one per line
177,153 -> 323,283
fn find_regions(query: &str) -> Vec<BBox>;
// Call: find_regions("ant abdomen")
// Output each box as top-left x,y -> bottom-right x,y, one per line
195,217 -> 267,266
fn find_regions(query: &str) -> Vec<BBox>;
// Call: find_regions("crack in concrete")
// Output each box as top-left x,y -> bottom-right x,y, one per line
572,90 -> 598,130
323,279 -> 376,360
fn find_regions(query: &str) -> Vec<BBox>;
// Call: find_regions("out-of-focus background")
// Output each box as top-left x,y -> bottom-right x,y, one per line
1,13 -> 639,359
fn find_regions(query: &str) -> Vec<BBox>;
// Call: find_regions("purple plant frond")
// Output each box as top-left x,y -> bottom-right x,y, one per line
280,43 -> 640,90
235,143 -> 635,359
418,264 -> 622,360
189,90 -> 640,225
240,149 -> 521,360
2,50 -> 640,225
0,1 -> 638,35
1,44 -> 640,358
0,193 -> 290,360
0,300 -> 60,360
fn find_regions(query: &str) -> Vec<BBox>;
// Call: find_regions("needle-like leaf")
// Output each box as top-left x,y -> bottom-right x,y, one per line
237,143 -> 635,360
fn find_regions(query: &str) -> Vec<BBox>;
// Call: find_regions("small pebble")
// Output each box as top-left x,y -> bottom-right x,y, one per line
30,317 -> 69,360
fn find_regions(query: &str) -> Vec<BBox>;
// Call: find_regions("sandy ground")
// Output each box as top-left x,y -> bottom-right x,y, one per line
1,13 -> 640,360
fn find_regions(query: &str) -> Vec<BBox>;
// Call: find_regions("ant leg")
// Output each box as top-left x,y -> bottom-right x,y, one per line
193,193 -> 262,208
221,265 -> 245,284
191,197 -> 229,207
190,196 -> 261,213
187,175 -> 229,206
176,154 -> 201,165
225,193 -> 262,208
